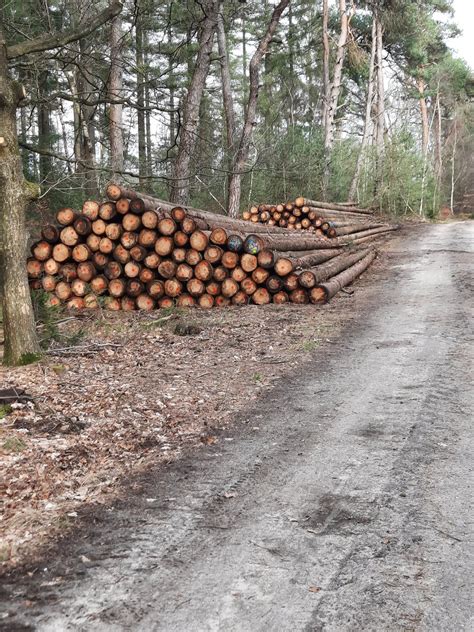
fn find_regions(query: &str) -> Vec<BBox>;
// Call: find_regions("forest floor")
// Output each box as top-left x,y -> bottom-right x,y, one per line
0,232 -> 402,571
0,220 -> 472,631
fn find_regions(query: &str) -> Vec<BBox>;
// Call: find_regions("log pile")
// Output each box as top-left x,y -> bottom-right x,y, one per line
26,185 -> 396,310
242,196 -> 375,236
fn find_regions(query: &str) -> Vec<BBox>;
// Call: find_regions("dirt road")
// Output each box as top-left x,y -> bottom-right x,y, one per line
2,222 -> 473,631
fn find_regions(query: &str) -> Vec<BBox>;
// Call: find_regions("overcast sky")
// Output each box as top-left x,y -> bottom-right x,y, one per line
449,0 -> 474,67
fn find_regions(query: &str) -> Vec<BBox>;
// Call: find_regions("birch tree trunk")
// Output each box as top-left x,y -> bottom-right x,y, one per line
348,16 -> 376,202
109,11 -> 124,177
227,0 -> 290,218
170,1 -> 219,205
322,0 -> 352,199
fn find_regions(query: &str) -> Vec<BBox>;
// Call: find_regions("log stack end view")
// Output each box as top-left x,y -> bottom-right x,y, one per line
27,184 -> 398,311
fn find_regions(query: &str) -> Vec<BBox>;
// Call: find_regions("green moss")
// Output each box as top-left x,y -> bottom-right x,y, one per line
3,436 -> 27,452
0,404 -> 12,419
18,352 -> 42,365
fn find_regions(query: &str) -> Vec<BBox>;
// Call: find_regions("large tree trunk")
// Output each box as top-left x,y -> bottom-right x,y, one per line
373,13 -> 385,198
322,0 -> 352,199
433,90 -> 443,186
217,2 -> 236,207
170,1 -> 218,205
321,0 -> 330,128
227,0 -> 290,218
108,11 -> 124,177
136,5 -> 147,191
37,70 -> 53,186
0,28 -> 40,365
348,16 -> 376,203
417,76 -> 429,157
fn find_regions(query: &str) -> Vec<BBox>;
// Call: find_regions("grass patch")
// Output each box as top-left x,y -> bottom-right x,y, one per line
0,404 -> 13,419
3,436 -> 27,452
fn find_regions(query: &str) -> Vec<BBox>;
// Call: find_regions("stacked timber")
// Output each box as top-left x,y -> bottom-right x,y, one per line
26,185 -> 396,310
243,196 -> 376,237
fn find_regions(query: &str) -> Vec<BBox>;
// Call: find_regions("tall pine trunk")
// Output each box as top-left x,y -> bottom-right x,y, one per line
136,5 -> 147,191
322,0 -> 352,200
0,26 -> 40,365
170,1 -> 219,205
227,0 -> 290,218
348,17 -> 376,203
373,13 -> 385,199
109,12 -> 124,177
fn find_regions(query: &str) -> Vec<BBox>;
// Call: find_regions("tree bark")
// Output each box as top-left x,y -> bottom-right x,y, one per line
227,0 -> 290,218
170,1 -> 219,205
417,76 -> 429,157
217,2 -> 236,207
321,0 -> 330,128
136,4 -> 147,190
310,249 -> 376,303
322,0 -> 352,199
109,10 -> 124,177
348,16 -> 376,203
0,26 -> 41,365
373,12 -> 385,198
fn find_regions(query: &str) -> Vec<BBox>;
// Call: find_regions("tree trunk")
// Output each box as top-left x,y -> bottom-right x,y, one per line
0,27 -> 40,365
348,16 -> 376,203
170,1 -> 218,205
37,70 -> 53,185
373,13 -> 385,198
322,0 -> 352,199
136,5 -> 147,191
217,2 -> 236,208
227,0 -> 290,218
109,11 -> 124,177
434,89 -> 442,184
417,76 -> 429,157
310,249 -> 376,303
321,0 -> 330,128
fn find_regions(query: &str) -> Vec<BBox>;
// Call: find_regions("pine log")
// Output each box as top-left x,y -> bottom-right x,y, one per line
173,231 -> 189,247
99,202 -> 117,221
121,296 -> 136,311
187,278 -> 205,297
199,294 -> 215,309
122,213 -> 141,232
126,279 -> 144,298
93,252 -> 109,270
158,296 -> 175,308
164,278 -> 183,298
155,236 -> 174,256
215,296 -> 230,307
74,216 -> 92,236
99,237 -> 114,255
142,210 -> 158,229
55,281 -> 72,301
289,288 -> 309,304
87,233 -> 101,252
158,260 -> 177,279
171,206 -> 186,222
136,293 -> 154,310
129,198 -> 145,215
243,234 -> 264,255
42,275 -> 57,293
92,218 -> 107,236
252,288 -> 271,305
274,257 -> 294,276
27,258 -> 43,278
206,281 -> 221,296
82,200 -> 100,220
44,258 -> 59,276
283,248 -> 345,268
104,297 -> 121,311
41,225 -> 60,243
104,261 -> 123,280
67,297 -> 85,310
194,260 -> 213,282
113,244 -> 131,264
52,243 -> 71,263
105,223 -> 123,241
240,253 -> 258,272
294,197 -> 373,215
241,278 -> 257,295
72,244 -> 91,262
116,198 -> 130,215
144,252 -> 161,269
84,294 -> 99,309
189,230 -> 208,252
130,245 -> 147,262
252,267 -> 269,285
212,266 -> 227,282
177,294 -> 196,307
56,207 -> 77,226
337,225 -> 398,245
139,267 -> 155,284
310,250 -> 377,304
231,291 -> 249,306
334,222 -> 385,237
222,251 -> 239,269
210,227 -> 227,245
32,241 -> 53,261
283,273 -> 299,292
273,290 -> 289,304
71,278 -> 88,297
227,234 -> 244,253
231,266 -> 247,283
59,263 -> 77,281
185,249 -> 202,266
147,280 -> 165,299
124,261 -> 141,278
158,217 -> 177,236
266,275 -> 283,293
204,245 -> 223,264
77,261 -> 96,282
257,249 -> 275,269
176,263 -> 194,282
221,278 -> 239,298
298,248 -> 372,288
172,248 -> 187,263
90,275 -> 108,295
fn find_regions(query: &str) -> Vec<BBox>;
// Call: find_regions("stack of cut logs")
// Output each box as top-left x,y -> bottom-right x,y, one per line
243,197 -> 380,239
26,184 -> 397,310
